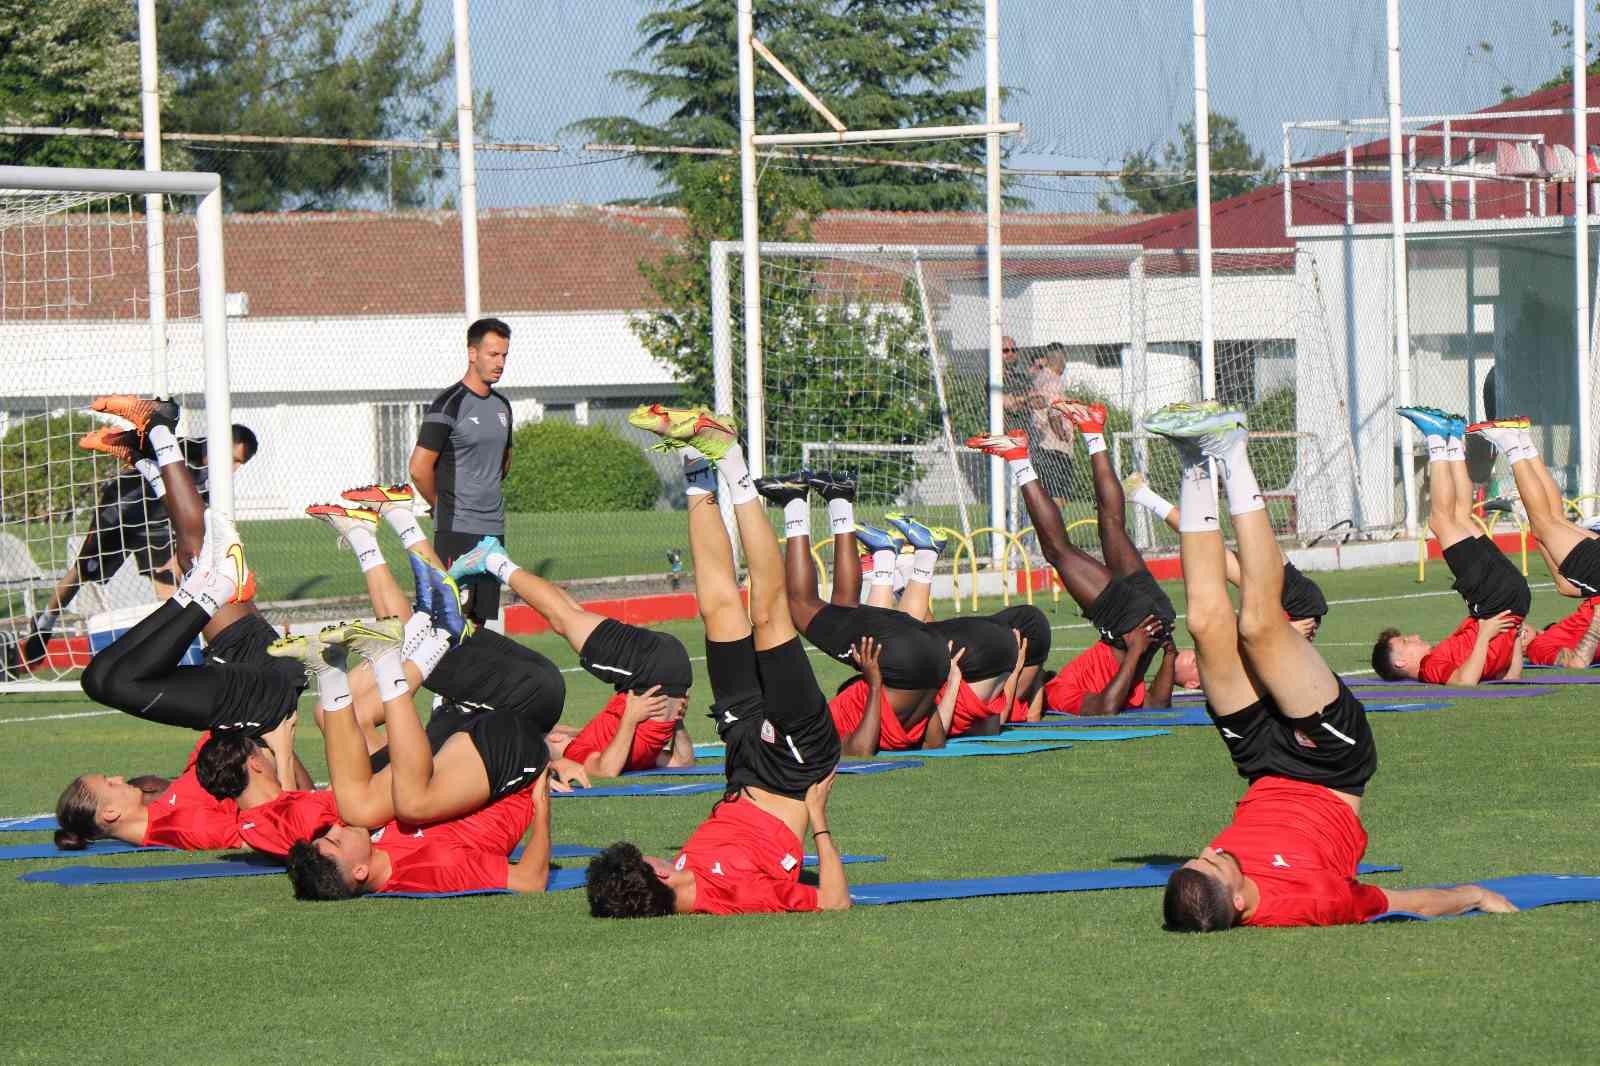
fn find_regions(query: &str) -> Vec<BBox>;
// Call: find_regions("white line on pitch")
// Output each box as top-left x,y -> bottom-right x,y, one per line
0,709 -> 119,725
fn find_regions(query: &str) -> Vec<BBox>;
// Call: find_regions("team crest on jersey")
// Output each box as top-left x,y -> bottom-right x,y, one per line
1293,729 -> 1318,749
781,853 -> 798,871
761,720 -> 776,744
674,854 -> 686,871
498,411 -> 508,427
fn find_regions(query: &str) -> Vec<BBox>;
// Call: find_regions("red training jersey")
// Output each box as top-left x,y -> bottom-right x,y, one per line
141,733 -> 242,851
237,789 -> 340,858
1043,643 -> 1146,715
1210,776 -> 1389,927
829,678 -> 927,750
1417,615 -> 1522,684
944,679 -> 1000,735
564,692 -> 678,772
675,794 -> 819,915
374,786 -> 533,894
1525,597 -> 1600,666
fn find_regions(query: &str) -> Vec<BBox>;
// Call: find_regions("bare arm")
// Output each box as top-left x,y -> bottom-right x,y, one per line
661,722 -> 696,767
1079,623 -> 1156,716
806,774 -> 850,911
505,772 -> 552,893
588,688 -> 669,779
1145,641 -> 1177,710
408,445 -> 440,511
261,715 -> 300,793
1380,884 -> 1517,916
840,638 -> 884,758
1445,612 -> 1514,687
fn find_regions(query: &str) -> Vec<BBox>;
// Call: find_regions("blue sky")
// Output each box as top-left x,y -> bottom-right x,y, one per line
431,0 -> 1578,209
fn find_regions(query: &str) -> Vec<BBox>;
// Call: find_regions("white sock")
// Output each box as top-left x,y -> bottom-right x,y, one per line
486,550 -> 519,584
134,458 -> 166,500
894,553 -> 915,591
399,611 -> 433,661
683,454 -> 717,497
714,444 -> 758,506
1130,483 -> 1173,517
317,665 -> 353,712
1509,429 -> 1540,464
870,549 -> 896,587
1217,437 -> 1265,516
784,498 -> 812,540
381,507 -> 427,551
345,525 -> 383,573
405,628 -> 451,681
179,564 -> 217,614
1080,431 -> 1106,457
371,648 -> 410,703
827,497 -> 854,536
1422,431 -> 1449,462
1444,435 -> 1466,463
1177,459 -> 1220,533
148,425 -> 182,468
1008,456 -> 1038,488
911,548 -> 938,584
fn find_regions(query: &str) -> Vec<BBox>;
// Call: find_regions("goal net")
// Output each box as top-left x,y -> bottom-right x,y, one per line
717,242 -> 1360,566
0,170 -> 229,692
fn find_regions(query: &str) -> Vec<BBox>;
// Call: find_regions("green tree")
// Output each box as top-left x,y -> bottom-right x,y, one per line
158,0 -> 490,212
575,0 -> 991,211
1102,113 -> 1274,215
0,0 -> 146,171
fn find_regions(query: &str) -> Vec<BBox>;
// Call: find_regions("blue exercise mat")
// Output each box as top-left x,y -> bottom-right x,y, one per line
849,862 -> 1401,906
964,727 -> 1169,743
0,816 -> 58,833
552,782 -> 724,798
19,845 -> 607,887
1034,702 -> 1450,728
1367,874 -> 1600,921
625,759 -> 922,778
898,742 -> 1071,759
373,856 -> 897,899
0,840 -> 170,861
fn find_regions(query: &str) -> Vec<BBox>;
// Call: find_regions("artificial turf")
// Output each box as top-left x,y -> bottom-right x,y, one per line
2,563 -> 1597,1065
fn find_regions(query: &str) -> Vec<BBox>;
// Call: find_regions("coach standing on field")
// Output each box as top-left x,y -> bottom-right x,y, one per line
410,317 -> 515,625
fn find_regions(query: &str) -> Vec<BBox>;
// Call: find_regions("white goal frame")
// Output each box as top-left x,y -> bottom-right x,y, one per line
0,165 -> 233,693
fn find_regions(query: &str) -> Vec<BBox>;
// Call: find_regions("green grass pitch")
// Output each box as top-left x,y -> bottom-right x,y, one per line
2,563 -> 1597,1065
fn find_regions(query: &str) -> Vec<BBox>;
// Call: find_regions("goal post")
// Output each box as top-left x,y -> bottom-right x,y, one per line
0,165 -> 232,692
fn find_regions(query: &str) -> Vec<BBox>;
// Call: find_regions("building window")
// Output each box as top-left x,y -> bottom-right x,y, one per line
373,402 -> 426,485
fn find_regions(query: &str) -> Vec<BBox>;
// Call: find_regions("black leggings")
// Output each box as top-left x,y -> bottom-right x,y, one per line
80,600 -> 302,736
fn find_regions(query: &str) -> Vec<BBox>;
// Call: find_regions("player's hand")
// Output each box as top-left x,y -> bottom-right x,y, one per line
850,636 -> 883,687
1011,629 -> 1029,674
1471,886 -> 1518,913
946,643 -> 966,682
624,685 -> 670,723
804,771 -> 837,820
1479,610 -> 1517,640
1124,616 -> 1158,651
531,765 -> 552,807
1515,623 -> 1535,651
262,713 -> 297,760
1289,617 -> 1319,642
547,757 -> 590,792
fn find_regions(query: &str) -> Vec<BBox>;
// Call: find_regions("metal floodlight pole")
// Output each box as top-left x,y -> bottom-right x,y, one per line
137,0 -> 168,397
985,0 -> 1005,552
1387,0 -> 1418,536
452,0 -> 481,322
1577,0 -> 1594,511
1193,0 -> 1215,400
751,121 -> 1021,147
738,0 -> 764,480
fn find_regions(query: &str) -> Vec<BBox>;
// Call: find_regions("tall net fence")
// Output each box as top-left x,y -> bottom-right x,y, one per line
0,192 -> 206,683
6,0 -> 1598,618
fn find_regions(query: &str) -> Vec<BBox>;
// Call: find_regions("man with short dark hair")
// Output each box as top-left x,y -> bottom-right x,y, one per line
410,316 -> 515,625
584,405 -> 848,918
1371,408 -> 1531,686
1146,400 -> 1512,931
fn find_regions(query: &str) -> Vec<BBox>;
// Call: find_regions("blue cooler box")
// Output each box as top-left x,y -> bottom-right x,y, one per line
87,603 -> 205,666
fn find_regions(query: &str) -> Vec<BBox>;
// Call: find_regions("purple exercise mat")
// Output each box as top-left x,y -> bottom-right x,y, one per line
1176,684 -> 1556,701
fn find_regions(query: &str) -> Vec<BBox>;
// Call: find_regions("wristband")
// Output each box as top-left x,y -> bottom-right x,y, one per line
813,830 -> 831,839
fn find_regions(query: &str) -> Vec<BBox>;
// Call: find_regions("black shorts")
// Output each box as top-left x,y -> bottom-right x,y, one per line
706,635 -> 839,800
987,604 -> 1051,666
206,659 -> 307,738
1443,535 -> 1531,618
1558,535 -> 1600,596
1280,561 -> 1328,621
926,617 -> 1017,682
203,613 -> 282,666
367,700 -> 475,775
79,477 -> 174,582
435,529 -> 504,625
458,708 -> 550,802
1083,569 -> 1176,649
1034,447 -> 1075,498
802,604 -> 946,690
578,618 -> 692,697
1206,681 -> 1378,796
424,626 -> 566,732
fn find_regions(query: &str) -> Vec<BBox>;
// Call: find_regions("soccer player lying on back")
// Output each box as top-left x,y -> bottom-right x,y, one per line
445,536 -> 696,776
756,470 -> 955,753
1523,596 -> 1600,668
1371,408 -> 1532,686
584,406 -> 848,917
968,404 -> 1193,715
1147,400 -> 1513,930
